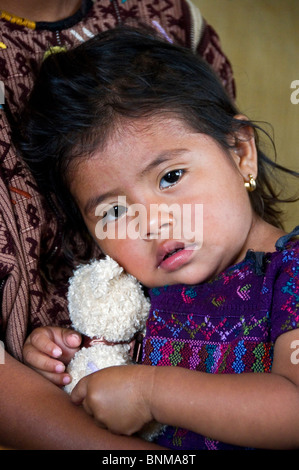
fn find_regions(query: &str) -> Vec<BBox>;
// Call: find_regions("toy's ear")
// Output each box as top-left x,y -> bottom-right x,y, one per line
90,256 -> 123,298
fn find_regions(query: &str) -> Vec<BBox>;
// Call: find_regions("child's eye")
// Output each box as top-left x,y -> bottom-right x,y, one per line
159,169 -> 184,189
102,205 -> 127,223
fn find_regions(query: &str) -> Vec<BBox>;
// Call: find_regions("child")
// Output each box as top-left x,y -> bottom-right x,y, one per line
20,26 -> 299,450
0,0 -> 234,450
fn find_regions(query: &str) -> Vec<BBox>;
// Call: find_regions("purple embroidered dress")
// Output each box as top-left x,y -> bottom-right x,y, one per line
142,228 -> 299,450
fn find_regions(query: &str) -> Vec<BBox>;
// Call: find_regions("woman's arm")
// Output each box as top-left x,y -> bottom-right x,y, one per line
0,347 -> 162,450
72,329 -> 299,449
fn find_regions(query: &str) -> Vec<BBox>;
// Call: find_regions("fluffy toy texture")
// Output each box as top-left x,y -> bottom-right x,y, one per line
64,256 -> 164,441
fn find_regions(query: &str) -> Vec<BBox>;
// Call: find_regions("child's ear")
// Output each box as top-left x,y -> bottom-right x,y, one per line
230,114 -> 258,180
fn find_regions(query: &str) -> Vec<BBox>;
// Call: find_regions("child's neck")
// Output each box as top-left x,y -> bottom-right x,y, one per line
0,0 -> 82,23
244,217 -> 286,255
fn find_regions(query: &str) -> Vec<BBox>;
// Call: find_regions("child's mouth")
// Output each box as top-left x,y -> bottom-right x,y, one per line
157,242 -> 196,271
163,247 -> 183,260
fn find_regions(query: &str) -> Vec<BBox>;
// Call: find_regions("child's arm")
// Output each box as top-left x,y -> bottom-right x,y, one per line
0,347 -> 163,449
71,328 -> 299,449
23,326 -> 82,386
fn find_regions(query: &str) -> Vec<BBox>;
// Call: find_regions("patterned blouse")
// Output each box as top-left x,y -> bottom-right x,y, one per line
142,227 -> 299,450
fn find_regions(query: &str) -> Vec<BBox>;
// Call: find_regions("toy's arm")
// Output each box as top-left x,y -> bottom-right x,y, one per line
23,326 -> 82,386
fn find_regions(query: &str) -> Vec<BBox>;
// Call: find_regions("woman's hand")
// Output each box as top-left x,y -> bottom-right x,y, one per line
71,365 -> 155,436
23,326 -> 82,386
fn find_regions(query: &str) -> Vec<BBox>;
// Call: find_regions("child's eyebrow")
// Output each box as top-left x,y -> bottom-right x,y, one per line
84,188 -> 122,216
139,149 -> 189,178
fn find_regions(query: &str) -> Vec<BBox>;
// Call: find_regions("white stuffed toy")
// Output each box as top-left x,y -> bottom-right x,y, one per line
64,255 -> 164,441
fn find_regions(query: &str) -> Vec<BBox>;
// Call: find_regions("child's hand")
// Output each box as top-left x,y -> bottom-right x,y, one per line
71,365 -> 155,436
23,326 -> 82,387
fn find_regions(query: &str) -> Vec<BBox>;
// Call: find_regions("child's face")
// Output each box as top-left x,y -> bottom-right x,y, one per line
70,116 -> 257,287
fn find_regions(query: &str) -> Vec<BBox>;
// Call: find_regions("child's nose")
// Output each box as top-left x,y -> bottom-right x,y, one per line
140,204 -> 176,240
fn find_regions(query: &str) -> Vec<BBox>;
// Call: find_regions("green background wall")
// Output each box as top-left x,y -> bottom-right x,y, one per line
194,0 -> 299,231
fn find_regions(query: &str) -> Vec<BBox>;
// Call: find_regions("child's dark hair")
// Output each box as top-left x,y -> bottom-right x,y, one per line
17,26 -> 299,268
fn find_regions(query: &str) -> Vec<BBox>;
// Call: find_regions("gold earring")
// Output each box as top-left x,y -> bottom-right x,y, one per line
244,174 -> 256,192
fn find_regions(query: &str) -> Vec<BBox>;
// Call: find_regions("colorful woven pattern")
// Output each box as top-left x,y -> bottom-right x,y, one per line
143,328 -> 273,374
